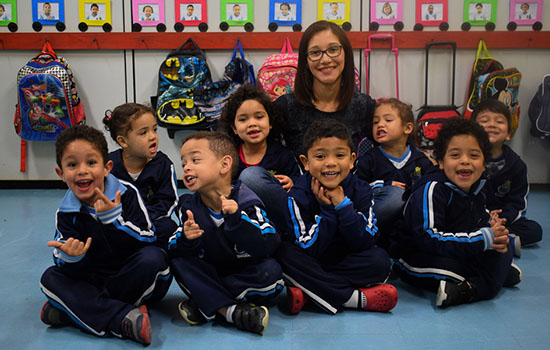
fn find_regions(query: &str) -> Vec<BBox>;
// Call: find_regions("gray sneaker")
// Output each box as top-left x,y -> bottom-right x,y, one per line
120,305 -> 151,346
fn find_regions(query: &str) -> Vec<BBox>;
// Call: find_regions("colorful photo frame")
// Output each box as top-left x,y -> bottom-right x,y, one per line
0,0 -> 17,25
371,0 -> 403,25
32,0 -> 64,25
510,0 -> 543,25
416,0 -> 447,26
79,0 -> 111,26
270,0 -> 301,26
176,0 -> 206,25
132,0 -> 164,26
317,0 -> 350,25
463,0 -> 497,26
221,0 -> 253,25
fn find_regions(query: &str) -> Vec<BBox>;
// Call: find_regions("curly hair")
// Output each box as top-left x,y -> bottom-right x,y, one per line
217,83 -> 285,144
433,117 -> 491,164
55,125 -> 109,168
303,118 -> 353,155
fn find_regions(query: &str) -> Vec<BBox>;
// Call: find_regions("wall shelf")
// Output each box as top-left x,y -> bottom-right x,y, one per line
1,31 -> 549,51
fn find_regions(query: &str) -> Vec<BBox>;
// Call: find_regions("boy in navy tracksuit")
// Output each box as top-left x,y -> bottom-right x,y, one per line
169,131 -> 283,335
277,119 -> 398,315
472,99 -> 543,253
391,118 -> 521,308
40,125 -> 171,346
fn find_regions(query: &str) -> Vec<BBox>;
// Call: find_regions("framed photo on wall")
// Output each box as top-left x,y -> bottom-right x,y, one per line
32,0 -> 64,25
270,0 -> 301,26
221,0 -> 253,25
317,0 -> 350,25
79,0 -> 111,25
416,0 -> 447,26
132,0 -> 164,26
463,0 -> 497,26
510,0 -> 543,25
176,0 -> 206,25
0,0 -> 17,25
371,0 -> 402,25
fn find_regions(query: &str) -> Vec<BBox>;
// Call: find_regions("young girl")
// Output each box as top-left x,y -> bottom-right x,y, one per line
218,83 -> 301,190
355,98 -> 435,249
103,103 -> 178,250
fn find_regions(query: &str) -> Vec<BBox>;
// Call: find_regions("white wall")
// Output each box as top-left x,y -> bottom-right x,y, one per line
1,0 -> 549,183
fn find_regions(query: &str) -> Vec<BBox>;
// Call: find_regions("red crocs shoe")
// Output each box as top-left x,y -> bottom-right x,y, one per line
287,286 -> 309,314
359,284 -> 398,312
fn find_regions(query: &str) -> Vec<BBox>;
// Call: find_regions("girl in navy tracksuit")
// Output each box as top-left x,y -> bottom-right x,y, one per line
356,98 -> 435,248
103,103 -> 179,250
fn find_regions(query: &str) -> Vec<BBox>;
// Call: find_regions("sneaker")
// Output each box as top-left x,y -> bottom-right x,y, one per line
436,280 -> 477,308
359,284 -> 398,312
503,263 -> 522,287
510,235 -> 522,258
178,299 -> 207,325
41,301 -> 72,327
287,286 -> 308,314
120,305 -> 151,346
232,303 -> 269,335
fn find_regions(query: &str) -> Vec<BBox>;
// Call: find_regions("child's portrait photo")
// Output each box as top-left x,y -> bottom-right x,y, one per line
226,3 -> 247,21
85,2 -> 104,20
275,2 -> 294,21
510,0 -> 542,24
469,2 -> 490,21
324,2 -> 343,20
422,3 -> 442,20
38,2 -> 58,20
0,3 -> 12,21
416,0 -> 447,26
139,4 -> 157,21
377,1 -> 397,19
181,3 -> 201,20
516,2 -> 534,19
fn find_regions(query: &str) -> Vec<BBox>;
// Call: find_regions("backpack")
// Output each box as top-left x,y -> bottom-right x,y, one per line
223,40 -> 255,85
194,80 -> 241,127
155,38 -> 212,133
257,37 -> 298,101
14,42 -> 85,172
416,42 -> 460,158
465,40 -> 522,136
528,74 -> 550,139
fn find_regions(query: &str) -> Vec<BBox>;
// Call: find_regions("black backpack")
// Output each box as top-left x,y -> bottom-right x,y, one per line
528,74 -> 550,140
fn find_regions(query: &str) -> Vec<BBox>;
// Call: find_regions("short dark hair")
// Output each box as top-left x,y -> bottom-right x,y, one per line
475,3 -> 483,8
521,3 -> 529,8
143,5 -> 153,12
103,103 -> 155,144
471,99 -> 512,133
0,4 -> 5,11
294,21 -> 355,111
280,3 -> 290,10
43,2 -> 51,7
218,83 -> 285,144
56,125 -> 109,168
187,4 -> 194,9
182,131 -> 238,175
375,98 -> 416,143
433,118 -> 491,164
91,3 -> 99,10
303,119 -> 353,155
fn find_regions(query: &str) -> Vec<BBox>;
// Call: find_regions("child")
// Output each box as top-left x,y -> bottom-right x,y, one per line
169,131 -> 284,335
356,98 -> 435,249
325,2 -> 342,20
182,4 -> 199,20
218,83 -> 301,190
472,99 -> 542,253
227,4 -> 244,21
391,117 -> 521,308
103,103 -> 179,251
0,4 -> 9,21
380,2 -> 396,19
40,2 -> 55,20
276,2 -> 294,21
517,3 -> 532,20
86,3 -> 102,20
472,3 -> 486,20
140,5 -> 155,21
277,119 -> 398,315
39,125 -> 171,345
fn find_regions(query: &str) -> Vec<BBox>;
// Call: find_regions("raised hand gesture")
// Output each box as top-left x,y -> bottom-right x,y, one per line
47,237 -> 92,257
184,210 -> 203,240
93,189 -> 121,213
220,195 -> 238,215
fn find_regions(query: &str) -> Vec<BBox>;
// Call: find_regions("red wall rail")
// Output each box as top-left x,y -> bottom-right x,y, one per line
1,31 -> 550,50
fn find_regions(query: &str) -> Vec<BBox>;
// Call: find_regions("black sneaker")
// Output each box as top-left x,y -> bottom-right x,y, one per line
41,301 -> 72,327
120,305 -> 151,346
178,299 -> 207,325
436,280 -> 477,308
503,263 -> 522,287
232,303 -> 269,335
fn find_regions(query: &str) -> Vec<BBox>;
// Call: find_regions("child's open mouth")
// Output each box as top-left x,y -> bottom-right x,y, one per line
76,180 -> 93,191
322,171 -> 340,179
457,169 -> 473,179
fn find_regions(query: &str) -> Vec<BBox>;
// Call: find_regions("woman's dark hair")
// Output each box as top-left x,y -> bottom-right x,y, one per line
294,20 -> 355,111
217,83 -> 285,144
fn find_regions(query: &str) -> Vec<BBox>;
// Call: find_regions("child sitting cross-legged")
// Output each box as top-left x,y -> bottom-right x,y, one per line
277,118 -> 398,315
391,117 -> 522,308
169,131 -> 284,335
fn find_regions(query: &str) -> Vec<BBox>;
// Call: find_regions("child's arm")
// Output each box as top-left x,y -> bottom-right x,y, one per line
144,161 -> 179,221
498,162 -> 530,226
168,199 -> 203,256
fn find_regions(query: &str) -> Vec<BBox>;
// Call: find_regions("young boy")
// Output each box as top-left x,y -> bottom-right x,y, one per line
277,119 -> 398,315
472,99 -> 543,254
169,131 -> 283,335
391,118 -> 521,308
39,125 -> 171,346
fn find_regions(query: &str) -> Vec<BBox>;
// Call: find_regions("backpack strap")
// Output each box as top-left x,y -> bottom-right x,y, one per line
20,139 -> 26,173
281,38 -> 294,55
232,40 -> 245,60
476,40 -> 491,60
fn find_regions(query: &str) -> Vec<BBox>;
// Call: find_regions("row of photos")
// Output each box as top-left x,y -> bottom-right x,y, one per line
0,0 -> 545,28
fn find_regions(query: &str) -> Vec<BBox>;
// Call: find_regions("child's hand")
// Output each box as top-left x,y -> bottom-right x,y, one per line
220,196 -> 238,215
311,177 -> 331,206
184,210 -> 203,240
275,175 -> 294,192
491,220 -> 509,253
93,189 -> 121,213
490,209 -> 505,226
47,237 -> 92,257
391,181 -> 406,189
324,186 -> 345,207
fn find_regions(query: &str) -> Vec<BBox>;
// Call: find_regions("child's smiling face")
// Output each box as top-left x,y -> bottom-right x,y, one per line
232,99 -> 271,147
439,134 -> 485,192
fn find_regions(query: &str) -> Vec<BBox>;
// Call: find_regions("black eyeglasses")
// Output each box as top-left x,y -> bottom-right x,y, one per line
306,45 -> 343,62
